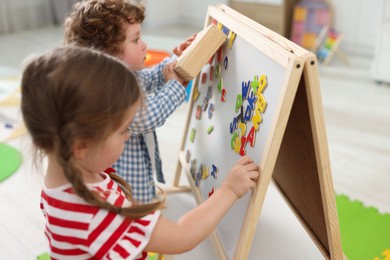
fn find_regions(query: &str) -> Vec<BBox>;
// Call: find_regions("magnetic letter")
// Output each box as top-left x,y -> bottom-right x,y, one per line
242,81 -> 250,100
246,126 -> 256,147
235,94 -> 242,113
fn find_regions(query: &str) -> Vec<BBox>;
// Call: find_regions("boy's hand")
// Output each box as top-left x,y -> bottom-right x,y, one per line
222,156 -> 260,199
163,61 -> 187,86
173,34 -> 196,56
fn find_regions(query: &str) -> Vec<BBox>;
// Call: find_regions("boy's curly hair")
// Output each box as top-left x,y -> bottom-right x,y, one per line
64,0 -> 145,56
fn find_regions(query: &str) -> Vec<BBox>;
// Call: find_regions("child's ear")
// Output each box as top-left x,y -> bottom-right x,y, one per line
72,139 -> 88,160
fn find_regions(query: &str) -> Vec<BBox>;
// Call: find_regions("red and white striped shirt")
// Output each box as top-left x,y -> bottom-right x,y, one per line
40,171 -> 160,259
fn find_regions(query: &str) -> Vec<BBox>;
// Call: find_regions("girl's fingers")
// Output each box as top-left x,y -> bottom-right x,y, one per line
246,162 -> 259,171
237,155 -> 253,165
239,156 -> 259,168
249,170 -> 260,182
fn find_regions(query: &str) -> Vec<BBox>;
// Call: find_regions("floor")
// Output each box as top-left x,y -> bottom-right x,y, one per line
0,25 -> 390,259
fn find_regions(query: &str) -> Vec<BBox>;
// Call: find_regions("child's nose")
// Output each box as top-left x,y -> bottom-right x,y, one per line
142,40 -> 147,50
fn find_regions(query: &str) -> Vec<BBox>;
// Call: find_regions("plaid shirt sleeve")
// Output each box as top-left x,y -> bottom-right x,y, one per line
129,57 -> 186,134
114,57 -> 187,203
139,56 -> 177,93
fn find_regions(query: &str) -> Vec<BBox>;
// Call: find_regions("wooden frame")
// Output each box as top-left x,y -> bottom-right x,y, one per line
173,4 -> 346,259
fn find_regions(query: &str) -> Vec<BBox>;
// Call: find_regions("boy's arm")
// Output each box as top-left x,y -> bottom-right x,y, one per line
139,56 -> 177,93
129,79 -> 186,134
140,34 -> 196,93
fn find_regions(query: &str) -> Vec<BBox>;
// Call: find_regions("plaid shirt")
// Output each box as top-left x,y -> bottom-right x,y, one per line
113,57 -> 186,203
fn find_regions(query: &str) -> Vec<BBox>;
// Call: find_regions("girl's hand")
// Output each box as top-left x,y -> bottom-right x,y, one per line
173,34 -> 196,56
221,156 -> 260,199
145,155 -> 259,254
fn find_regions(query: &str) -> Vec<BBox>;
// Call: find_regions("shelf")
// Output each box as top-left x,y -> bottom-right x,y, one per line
229,0 -> 300,37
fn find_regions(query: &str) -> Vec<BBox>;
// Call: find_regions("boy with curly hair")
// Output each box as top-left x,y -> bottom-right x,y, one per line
64,0 -> 195,203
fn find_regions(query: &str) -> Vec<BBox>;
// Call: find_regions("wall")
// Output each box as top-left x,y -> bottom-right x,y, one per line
144,0 -> 381,56
331,0 -> 381,56
142,0 -> 181,29
177,0 -> 228,27
0,0 -> 54,34
141,0 -> 226,29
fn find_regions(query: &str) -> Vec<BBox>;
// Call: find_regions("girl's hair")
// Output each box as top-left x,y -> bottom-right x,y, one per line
21,46 -> 165,218
64,0 -> 145,56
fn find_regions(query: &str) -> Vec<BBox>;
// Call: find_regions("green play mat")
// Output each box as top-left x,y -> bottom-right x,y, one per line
0,143 -> 22,182
336,194 -> 390,260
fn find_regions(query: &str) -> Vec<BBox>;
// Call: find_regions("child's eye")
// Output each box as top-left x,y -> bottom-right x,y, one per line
122,128 -> 131,135
133,37 -> 140,43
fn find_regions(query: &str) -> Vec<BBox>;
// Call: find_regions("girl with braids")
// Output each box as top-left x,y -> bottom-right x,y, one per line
21,46 -> 260,259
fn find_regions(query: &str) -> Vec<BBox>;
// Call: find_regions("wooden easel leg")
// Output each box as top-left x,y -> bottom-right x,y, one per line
154,161 -> 191,195
157,184 -> 191,194
156,165 -> 191,195
168,149 -> 191,194
173,162 -> 182,187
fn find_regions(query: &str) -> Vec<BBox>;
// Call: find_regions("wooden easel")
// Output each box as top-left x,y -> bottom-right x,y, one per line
173,4 -> 346,259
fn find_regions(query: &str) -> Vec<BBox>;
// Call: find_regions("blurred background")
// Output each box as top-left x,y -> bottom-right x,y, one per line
0,0 -> 389,259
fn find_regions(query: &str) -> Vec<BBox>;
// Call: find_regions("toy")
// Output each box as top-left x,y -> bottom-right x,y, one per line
312,26 -> 349,65
144,49 -> 170,67
290,0 -> 331,50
